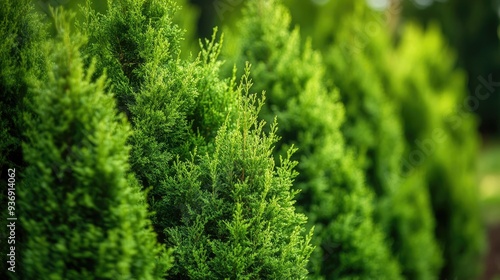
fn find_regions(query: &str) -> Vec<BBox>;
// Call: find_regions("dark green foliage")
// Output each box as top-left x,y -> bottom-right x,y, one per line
165,70 -> 314,279
0,1 -> 46,279
388,23 -> 485,279
0,0 -> 45,191
19,9 -> 171,279
224,1 -> 402,278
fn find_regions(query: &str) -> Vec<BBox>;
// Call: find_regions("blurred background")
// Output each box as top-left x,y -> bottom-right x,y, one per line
190,0 -> 500,134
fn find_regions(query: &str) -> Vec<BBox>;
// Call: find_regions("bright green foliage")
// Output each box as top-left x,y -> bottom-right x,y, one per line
81,1 -> 313,278
388,23 -> 484,279
224,1 -> 402,278
320,1 -> 443,279
165,70 -> 314,279
20,10 -> 170,279
81,0 -> 236,241
324,2 -> 403,198
245,1 -> 483,278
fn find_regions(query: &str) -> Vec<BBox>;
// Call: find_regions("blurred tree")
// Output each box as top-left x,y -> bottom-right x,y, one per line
264,1 -> 484,278
401,0 -> 500,136
20,9 -> 171,279
387,23 -> 485,279
0,0 -> 45,189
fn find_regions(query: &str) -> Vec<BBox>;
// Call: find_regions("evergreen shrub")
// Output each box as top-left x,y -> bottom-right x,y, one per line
82,0 -> 313,277
223,0 -> 402,278
165,68 -> 314,279
19,9 -> 170,279
81,0 -> 234,241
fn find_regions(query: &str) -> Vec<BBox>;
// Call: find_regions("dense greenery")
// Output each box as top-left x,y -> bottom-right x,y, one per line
81,0 -> 313,278
319,1 -> 443,279
0,0 -> 487,279
387,23 -> 484,279
223,1 -> 402,279
19,10 -> 171,279
165,69 -> 314,278
82,0 -> 204,243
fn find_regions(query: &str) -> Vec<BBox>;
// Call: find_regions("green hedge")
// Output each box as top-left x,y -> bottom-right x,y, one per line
81,0 -> 313,277
19,10 -> 170,279
0,0 -> 485,279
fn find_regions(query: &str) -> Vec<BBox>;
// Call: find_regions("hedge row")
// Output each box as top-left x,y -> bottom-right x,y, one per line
0,0 -> 484,279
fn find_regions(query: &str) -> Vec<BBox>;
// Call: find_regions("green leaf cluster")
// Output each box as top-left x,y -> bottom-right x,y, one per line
0,0 -> 485,279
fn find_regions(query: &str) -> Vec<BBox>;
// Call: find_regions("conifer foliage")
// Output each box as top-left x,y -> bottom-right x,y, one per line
224,1 -> 402,279
0,1 -> 46,278
81,0 -> 235,242
82,0 -> 313,278
0,0 -> 486,279
165,69 -> 314,279
19,10 -> 170,279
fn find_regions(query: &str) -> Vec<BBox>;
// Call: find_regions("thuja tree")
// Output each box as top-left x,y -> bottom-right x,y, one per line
164,69 -> 313,279
19,10 -> 170,279
321,1 -> 443,278
388,23 -> 484,280
81,0 -> 236,242
223,1 -> 401,278
80,0 -> 314,276
0,0 -> 46,278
